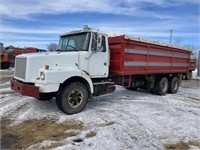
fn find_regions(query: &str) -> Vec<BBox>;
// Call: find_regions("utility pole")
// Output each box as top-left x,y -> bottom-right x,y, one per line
170,29 -> 173,44
198,51 -> 200,76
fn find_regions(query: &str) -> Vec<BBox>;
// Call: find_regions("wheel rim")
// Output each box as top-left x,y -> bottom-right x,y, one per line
68,90 -> 83,108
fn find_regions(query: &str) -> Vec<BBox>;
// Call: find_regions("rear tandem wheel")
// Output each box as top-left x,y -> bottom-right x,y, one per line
168,77 -> 179,94
155,77 -> 169,96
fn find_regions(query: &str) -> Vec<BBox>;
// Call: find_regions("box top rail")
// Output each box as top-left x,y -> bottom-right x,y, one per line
109,34 -> 191,51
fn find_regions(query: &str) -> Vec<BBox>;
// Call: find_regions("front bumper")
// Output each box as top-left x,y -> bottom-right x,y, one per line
11,79 -> 39,98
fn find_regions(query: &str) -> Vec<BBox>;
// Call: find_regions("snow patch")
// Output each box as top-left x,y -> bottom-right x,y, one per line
192,69 -> 200,80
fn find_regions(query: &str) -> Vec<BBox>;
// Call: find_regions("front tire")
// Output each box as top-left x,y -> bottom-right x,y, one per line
37,93 -> 54,101
1,62 -> 10,69
125,87 -> 138,91
56,82 -> 88,115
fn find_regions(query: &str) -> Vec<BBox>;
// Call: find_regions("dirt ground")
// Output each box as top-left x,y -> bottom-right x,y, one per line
1,70 -> 200,150
1,118 -> 84,149
181,79 -> 200,89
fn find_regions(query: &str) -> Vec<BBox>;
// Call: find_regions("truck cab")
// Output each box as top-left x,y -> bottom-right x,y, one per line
57,26 -> 109,77
11,26 -> 115,114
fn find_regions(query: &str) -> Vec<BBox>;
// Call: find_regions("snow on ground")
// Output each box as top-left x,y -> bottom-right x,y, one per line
1,70 -> 200,150
192,69 -> 200,80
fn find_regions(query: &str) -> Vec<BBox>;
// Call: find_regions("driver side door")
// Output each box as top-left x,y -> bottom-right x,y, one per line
89,33 -> 109,78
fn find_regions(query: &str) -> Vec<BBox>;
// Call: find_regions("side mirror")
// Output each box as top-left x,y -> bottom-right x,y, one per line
91,33 -> 103,53
91,35 -> 97,53
97,33 -> 103,52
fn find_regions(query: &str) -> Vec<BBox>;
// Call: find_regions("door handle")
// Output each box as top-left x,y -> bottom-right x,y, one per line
104,62 -> 107,66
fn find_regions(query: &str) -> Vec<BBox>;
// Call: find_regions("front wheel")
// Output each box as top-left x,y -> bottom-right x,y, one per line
125,87 -> 138,91
37,93 -> 54,101
1,62 -> 10,69
56,82 -> 89,115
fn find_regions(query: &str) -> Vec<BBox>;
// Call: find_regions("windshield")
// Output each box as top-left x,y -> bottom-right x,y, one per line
57,32 -> 90,51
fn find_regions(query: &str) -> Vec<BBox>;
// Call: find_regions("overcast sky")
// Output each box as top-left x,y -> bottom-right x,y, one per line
0,0 -> 199,49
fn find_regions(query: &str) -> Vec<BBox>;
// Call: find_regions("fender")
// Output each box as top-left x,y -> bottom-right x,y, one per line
81,70 -> 94,93
36,67 -> 94,93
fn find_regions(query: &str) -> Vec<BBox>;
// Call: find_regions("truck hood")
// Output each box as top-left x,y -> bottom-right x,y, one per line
14,52 -> 79,82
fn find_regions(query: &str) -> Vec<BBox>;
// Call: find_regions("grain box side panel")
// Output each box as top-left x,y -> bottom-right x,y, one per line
123,38 -> 191,75
123,39 -> 148,75
108,36 -> 125,75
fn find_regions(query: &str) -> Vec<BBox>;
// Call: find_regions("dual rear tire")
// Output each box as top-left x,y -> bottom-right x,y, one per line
155,77 -> 169,95
152,76 -> 179,96
168,77 -> 179,94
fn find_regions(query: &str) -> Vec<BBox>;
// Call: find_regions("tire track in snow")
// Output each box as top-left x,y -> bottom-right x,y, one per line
117,90 -> 200,110
0,87 -> 15,95
0,75 -> 13,82
2,102 -> 32,124
0,81 -> 11,89
0,92 -> 22,105
0,97 -> 32,117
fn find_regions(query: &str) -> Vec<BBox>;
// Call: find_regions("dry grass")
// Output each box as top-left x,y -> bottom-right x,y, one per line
40,142 -> 62,150
1,118 -> 84,149
105,121 -> 115,126
165,141 -> 200,150
85,131 -> 97,138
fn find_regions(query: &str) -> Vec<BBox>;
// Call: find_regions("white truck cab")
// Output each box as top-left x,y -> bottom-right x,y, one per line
11,26 -> 115,114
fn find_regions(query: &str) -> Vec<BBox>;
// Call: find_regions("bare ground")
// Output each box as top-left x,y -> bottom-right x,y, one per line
165,141 -> 200,150
1,118 -> 84,149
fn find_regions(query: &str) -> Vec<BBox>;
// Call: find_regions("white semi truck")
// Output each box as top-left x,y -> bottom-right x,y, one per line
11,26 -> 115,114
11,26 -> 192,114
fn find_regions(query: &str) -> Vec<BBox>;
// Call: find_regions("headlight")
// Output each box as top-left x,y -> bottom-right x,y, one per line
40,72 -> 45,80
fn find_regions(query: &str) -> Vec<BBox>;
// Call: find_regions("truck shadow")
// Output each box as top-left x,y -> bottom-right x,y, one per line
86,88 -> 154,111
44,87 -> 163,114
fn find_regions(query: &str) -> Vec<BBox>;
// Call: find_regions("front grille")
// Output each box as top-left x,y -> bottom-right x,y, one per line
15,57 -> 27,80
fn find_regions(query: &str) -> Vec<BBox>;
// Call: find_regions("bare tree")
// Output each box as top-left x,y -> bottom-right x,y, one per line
174,36 -> 183,46
184,43 -> 200,58
47,43 -> 58,51
173,36 -> 199,58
